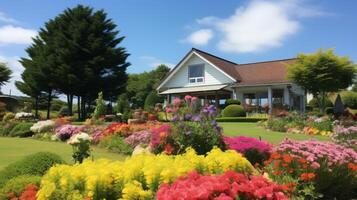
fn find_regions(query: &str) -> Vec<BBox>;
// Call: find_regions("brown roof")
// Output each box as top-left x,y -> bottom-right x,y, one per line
234,59 -> 296,86
157,48 -> 296,89
193,48 -> 241,80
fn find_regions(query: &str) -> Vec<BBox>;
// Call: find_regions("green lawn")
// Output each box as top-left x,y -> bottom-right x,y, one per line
220,122 -> 330,144
0,137 -> 124,170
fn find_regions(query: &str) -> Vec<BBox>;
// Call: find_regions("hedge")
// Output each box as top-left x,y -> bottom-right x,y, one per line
216,117 -> 267,122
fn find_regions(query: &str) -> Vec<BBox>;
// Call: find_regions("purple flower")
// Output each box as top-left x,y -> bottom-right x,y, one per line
191,115 -> 202,122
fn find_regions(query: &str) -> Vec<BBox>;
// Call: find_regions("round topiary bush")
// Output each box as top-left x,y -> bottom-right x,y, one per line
0,152 -> 65,187
225,99 -> 241,106
222,105 -> 246,117
9,122 -> 34,137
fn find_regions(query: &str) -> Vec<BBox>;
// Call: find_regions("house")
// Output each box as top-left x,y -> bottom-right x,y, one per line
156,48 -> 306,113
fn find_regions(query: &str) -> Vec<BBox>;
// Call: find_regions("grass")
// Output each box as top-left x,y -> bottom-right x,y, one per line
220,122 -> 330,144
0,137 -> 125,170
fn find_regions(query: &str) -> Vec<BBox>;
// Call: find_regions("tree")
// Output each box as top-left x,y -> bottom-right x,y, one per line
93,92 -> 106,119
144,91 -> 160,111
0,63 -> 12,93
288,49 -> 356,112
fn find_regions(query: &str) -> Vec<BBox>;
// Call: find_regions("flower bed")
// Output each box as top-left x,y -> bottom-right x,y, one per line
157,171 -> 289,200
332,125 -> 357,151
36,148 -> 255,200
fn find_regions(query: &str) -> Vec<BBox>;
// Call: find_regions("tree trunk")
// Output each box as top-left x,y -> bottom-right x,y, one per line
77,96 -> 81,120
35,96 -> 39,119
46,90 -> 52,119
81,96 -> 86,121
67,94 -> 73,116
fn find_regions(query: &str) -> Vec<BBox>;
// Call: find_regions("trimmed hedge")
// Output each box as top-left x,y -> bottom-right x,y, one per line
225,99 -> 241,106
222,105 -> 246,117
216,117 -> 267,122
0,152 -> 65,187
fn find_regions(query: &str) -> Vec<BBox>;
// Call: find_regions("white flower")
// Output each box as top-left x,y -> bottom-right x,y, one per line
15,112 -> 34,119
132,145 -> 152,156
30,120 -> 55,133
67,132 -> 91,145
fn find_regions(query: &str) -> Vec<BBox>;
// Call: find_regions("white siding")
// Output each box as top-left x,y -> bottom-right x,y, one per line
163,54 -> 234,88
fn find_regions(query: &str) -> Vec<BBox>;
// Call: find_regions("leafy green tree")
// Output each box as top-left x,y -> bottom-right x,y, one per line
0,63 -> 12,94
144,91 -> 161,111
93,92 -> 106,119
288,49 -> 356,112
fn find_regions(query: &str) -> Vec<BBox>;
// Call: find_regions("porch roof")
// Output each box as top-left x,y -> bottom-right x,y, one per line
159,84 -> 228,95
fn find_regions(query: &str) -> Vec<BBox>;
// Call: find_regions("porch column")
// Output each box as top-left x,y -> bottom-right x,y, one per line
215,92 -> 219,108
268,87 -> 272,114
283,86 -> 290,107
232,88 -> 237,99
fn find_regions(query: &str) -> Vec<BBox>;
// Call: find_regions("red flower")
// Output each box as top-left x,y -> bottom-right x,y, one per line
300,173 -> 316,181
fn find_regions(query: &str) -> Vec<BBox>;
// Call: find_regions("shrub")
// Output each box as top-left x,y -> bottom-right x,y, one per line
341,91 -> 357,109
98,135 -> 133,155
0,152 -> 65,187
222,105 -> 246,117
58,106 -> 69,116
0,175 -> 41,198
225,136 -> 272,166
30,120 -> 55,133
36,148 -> 255,200
55,124 -> 83,141
0,121 -> 19,136
308,98 -> 333,108
9,122 -> 34,137
157,171 -> 289,200
325,107 -> 334,115
144,91 -> 161,111
2,112 -> 15,122
225,98 -> 241,106
92,92 -> 106,119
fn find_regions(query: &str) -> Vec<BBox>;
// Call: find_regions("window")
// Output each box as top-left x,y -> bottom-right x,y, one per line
188,64 -> 204,83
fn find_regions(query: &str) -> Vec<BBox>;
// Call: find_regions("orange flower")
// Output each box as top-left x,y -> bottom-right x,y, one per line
300,173 -> 316,181
347,163 -> 357,172
273,160 -> 281,169
298,157 -> 307,164
164,144 -> 174,155
282,154 -> 292,163
271,152 -> 281,159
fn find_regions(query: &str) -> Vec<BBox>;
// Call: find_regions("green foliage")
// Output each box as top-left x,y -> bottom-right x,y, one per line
225,99 -> 241,106
0,152 -> 65,187
115,94 -> 130,122
216,117 -> 267,122
288,49 -> 356,112
173,121 -> 225,155
308,98 -> 333,108
9,122 -> 34,137
0,175 -> 41,197
126,64 -> 170,108
0,121 -> 19,136
325,107 -> 334,115
0,63 -> 12,89
98,135 -> 133,155
341,91 -> 357,109
51,99 -> 66,111
144,91 -> 161,111
222,105 -> 246,117
93,92 -> 106,119
2,112 -> 15,122
244,148 -> 270,166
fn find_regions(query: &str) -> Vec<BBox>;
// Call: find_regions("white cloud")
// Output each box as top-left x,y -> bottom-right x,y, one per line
0,54 -> 24,96
0,12 -> 18,24
185,29 -> 213,46
0,25 -> 37,45
140,56 -> 175,69
189,0 -> 326,53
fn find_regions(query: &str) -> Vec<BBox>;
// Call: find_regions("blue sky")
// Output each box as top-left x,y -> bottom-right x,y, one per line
0,0 -> 356,96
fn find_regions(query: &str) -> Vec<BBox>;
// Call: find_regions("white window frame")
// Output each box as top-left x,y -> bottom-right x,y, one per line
188,64 -> 205,84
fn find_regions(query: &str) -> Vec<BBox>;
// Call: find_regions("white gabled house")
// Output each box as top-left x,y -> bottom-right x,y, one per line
157,48 -> 307,113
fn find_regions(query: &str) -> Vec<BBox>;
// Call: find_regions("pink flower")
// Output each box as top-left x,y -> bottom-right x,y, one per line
184,95 -> 192,101
173,98 -> 182,106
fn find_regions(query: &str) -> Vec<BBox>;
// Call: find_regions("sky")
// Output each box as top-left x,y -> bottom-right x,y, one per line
0,0 -> 356,96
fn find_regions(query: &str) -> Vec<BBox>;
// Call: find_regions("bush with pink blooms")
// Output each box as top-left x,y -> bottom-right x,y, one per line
225,136 -> 272,166
54,125 -> 83,141
332,125 -> 357,151
124,130 -> 151,147
157,171 -> 290,200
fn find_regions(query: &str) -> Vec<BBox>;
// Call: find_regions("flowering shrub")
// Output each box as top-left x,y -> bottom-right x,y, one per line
54,116 -> 74,127
267,139 -> 357,199
67,132 -> 92,163
14,112 -> 34,120
30,120 -> 55,133
124,130 -> 151,147
37,148 -> 255,200
225,136 -> 272,166
54,124 -> 83,141
332,125 -> 357,151
150,124 -> 175,154
157,171 -> 289,200
166,96 -> 225,155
